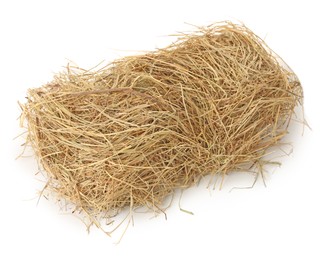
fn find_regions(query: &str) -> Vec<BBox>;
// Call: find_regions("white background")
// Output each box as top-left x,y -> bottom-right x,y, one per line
0,0 -> 328,259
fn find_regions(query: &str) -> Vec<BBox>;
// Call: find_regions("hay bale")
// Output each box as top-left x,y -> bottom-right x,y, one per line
21,22 -> 302,228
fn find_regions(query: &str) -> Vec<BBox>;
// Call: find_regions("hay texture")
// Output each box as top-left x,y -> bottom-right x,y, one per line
21,22 -> 302,228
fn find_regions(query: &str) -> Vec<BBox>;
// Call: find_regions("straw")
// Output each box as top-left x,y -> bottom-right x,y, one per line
20,21 -> 303,232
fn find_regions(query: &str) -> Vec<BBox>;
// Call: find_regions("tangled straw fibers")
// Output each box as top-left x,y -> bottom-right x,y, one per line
20,22 -> 303,231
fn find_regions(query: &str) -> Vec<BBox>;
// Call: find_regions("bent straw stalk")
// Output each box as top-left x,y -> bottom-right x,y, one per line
20,21 -> 303,232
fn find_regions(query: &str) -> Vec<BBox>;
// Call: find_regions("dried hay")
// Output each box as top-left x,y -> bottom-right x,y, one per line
20,21 -> 303,233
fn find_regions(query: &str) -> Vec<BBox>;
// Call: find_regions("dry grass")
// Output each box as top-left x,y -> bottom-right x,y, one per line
20,21 -> 303,232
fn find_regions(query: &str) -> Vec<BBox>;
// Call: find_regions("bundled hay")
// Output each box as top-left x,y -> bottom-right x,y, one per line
21,22 -> 302,230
